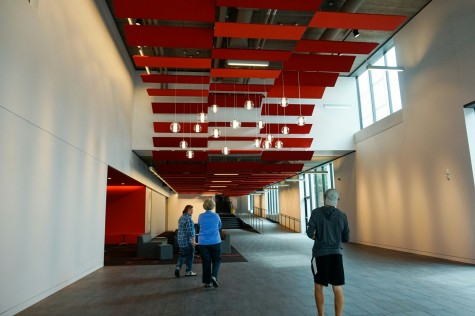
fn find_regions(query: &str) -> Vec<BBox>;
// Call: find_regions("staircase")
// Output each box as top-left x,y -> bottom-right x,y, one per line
219,213 -> 243,229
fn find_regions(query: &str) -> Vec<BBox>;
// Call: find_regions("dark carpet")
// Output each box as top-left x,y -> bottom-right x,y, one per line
104,244 -> 247,266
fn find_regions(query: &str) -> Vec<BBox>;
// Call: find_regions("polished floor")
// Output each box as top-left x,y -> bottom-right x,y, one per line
19,221 -> 475,316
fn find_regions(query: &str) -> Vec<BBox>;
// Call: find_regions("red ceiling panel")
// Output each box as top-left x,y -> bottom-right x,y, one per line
207,94 -> 263,107
153,164 -> 207,173
309,12 -> 407,31
262,104 -> 315,116
152,103 -> 205,114
284,54 -> 356,72
212,48 -> 292,61
113,0 -> 215,22
261,150 -> 314,161
215,22 -> 306,40
295,40 -> 379,55
210,83 -> 269,93
263,138 -> 313,148
153,150 -> 208,161
153,137 -> 208,148
267,85 -> 326,98
133,56 -> 212,69
216,0 -> 323,11
259,164 -> 304,173
124,25 -> 214,48
141,74 -> 210,84
262,124 -> 312,134
147,89 -> 209,97
211,68 -> 281,79
207,162 -> 260,171
274,71 -> 338,87
153,122 -> 209,134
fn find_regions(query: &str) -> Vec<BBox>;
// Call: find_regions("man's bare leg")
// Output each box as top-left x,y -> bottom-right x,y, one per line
332,285 -> 344,316
314,283 -> 324,316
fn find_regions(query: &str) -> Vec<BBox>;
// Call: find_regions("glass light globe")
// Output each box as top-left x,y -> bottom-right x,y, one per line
297,116 -> 306,126
244,100 -> 254,110
231,119 -> 241,129
266,134 -> 273,142
186,150 -> 194,159
281,125 -> 290,134
275,140 -> 284,149
262,140 -> 272,149
179,140 -> 188,149
257,120 -> 265,129
253,138 -> 261,148
170,122 -> 181,133
193,123 -> 202,133
198,112 -> 207,123
222,146 -> 230,155
211,104 -> 219,113
212,128 -> 220,139
281,97 -> 289,108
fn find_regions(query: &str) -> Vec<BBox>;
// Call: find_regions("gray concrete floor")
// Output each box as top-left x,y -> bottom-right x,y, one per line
19,220 -> 475,315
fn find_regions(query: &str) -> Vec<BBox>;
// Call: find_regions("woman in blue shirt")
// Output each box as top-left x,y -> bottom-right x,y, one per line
198,199 -> 222,288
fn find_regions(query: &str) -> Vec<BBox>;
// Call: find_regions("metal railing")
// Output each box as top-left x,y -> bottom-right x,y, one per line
236,211 -> 264,233
259,207 -> 301,233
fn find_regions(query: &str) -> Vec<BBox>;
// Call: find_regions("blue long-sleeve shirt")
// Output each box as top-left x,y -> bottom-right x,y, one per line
307,206 -> 350,257
198,210 -> 222,245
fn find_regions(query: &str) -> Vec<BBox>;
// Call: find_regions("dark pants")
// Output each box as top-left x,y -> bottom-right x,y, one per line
199,243 -> 221,284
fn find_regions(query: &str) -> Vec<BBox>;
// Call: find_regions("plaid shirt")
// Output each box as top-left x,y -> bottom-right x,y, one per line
177,213 -> 195,248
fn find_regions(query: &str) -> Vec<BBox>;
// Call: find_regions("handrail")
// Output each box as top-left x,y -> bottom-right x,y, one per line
236,211 -> 263,233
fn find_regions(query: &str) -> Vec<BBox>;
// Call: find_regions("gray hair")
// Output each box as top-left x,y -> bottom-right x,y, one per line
203,198 -> 215,210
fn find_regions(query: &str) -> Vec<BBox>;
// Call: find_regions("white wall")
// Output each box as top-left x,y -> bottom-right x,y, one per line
332,153 -> 357,242
355,0 -> 475,264
167,194 -> 212,231
0,1 -> 166,315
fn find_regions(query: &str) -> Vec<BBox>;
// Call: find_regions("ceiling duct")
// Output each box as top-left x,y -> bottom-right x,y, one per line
319,0 -> 365,41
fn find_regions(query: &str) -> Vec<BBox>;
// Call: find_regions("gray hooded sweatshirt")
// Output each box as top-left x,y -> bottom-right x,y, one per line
307,206 -> 350,257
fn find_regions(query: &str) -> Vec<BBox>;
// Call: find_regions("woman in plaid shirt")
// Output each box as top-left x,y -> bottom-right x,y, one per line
175,205 -> 197,277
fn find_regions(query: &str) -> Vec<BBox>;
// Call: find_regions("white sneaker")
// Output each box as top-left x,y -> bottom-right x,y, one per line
185,271 -> 197,277
211,276 -> 219,288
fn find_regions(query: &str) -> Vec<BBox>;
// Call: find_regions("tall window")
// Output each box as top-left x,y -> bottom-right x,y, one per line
357,47 -> 402,128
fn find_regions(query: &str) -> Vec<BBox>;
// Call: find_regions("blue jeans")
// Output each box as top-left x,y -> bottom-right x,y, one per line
176,244 -> 195,272
199,243 -> 221,284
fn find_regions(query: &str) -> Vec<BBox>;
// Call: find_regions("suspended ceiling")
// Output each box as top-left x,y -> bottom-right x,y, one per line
106,0 -> 431,196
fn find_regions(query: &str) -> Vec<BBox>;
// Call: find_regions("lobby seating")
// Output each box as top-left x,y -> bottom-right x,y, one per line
137,233 -> 172,259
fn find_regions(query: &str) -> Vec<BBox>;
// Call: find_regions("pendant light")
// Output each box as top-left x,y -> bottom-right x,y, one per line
212,127 -> 220,139
244,81 -> 254,110
275,140 -> 284,149
296,70 -> 306,126
170,70 -> 181,132
280,70 -> 288,108
193,123 -> 202,133
211,92 -> 219,113
179,140 -> 188,149
186,150 -> 194,159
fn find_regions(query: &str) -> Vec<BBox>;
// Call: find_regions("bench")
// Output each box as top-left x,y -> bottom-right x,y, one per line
137,233 -> 173,259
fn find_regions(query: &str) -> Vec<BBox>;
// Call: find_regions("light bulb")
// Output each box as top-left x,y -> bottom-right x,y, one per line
231,119 -> 241,129
212,128 -> 220,138
170,122 -> 181,133
193,123 -> 202,133
267,134 -> 273,142
281,125 -> 290,134
262,140 -> 271,149
275,140 -> 284,149
281,97 -> 289,108
222,146 -> 230,155
244,100 -> 254,110
257,120 -> 265,129
198,112 -> 207,123
254,138 -> 261,148
179,140 -> 188,149
297,116 -> 306,126
211,104 -> 219,113
186,150 -> 194,159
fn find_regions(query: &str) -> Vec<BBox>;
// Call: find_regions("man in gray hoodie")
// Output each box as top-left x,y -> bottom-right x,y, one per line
307,188 -> 350,316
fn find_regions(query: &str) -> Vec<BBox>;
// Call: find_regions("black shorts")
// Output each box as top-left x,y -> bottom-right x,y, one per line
311,254 -> 345,286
